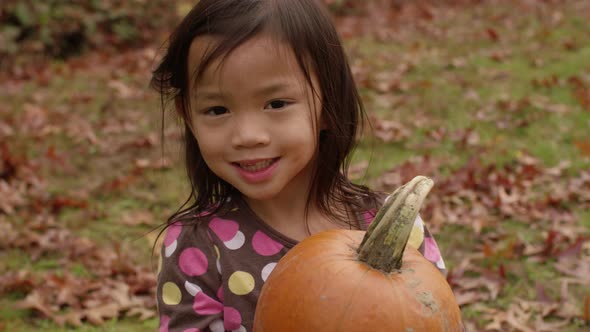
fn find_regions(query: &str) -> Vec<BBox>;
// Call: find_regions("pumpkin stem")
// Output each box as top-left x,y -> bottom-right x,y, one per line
357,176 -> 434,273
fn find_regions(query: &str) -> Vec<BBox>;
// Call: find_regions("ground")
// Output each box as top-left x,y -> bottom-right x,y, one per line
0,1 -> 589,331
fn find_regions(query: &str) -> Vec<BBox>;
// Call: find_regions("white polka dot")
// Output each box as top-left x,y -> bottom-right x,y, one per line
216,259 -> 222,274
185,281 -> 202,296
232,326 -> 247,332
224,231 -> 245,250
165,239 -> 177,257
261,262 -> 277,282
209,319 -> 225,332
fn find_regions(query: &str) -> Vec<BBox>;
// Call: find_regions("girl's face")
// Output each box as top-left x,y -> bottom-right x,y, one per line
185,34 -> 322,203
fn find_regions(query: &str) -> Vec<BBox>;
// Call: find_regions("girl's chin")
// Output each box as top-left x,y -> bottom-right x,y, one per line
239,190 -> 279,202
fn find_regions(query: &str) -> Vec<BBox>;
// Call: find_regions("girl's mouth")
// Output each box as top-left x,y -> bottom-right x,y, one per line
232,158 -> 280,183
235,158 -> 279,172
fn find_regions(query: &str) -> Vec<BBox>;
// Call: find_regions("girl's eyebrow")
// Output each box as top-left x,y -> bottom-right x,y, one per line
195,90 -> 224,101
253,82 -> 294,97
196,82 -> 296,101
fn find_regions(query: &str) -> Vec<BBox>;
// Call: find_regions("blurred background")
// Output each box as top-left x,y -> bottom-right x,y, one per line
0,0 -> 589,331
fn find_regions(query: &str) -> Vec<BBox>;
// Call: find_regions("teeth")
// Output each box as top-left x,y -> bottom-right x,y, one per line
239,159 -> 274,172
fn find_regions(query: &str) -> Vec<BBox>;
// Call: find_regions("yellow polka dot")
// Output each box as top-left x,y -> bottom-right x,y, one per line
228,271 -> 255,295
157,254 -> 162,274
214,245 -> 220,259
162,282 -> 182,305
407,224 -> 424,249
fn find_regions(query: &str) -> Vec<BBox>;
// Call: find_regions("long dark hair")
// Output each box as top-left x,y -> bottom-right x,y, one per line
151,0 -> 378,230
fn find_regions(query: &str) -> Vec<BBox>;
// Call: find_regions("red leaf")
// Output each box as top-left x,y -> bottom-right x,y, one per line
50,197 -> 88,214
541,230 -> 558,257
0,142 -> 19,181
498,263 -> 506,279
574,140 -> 590,157
486,28 -> 499,42
482,243 -> 494,257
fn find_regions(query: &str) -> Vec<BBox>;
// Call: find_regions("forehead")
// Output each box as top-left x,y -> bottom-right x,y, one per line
187,34 -> 306,86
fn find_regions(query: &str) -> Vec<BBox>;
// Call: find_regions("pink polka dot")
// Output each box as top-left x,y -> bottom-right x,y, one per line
179,248 -> 208,276
193,292 -> 223,315
224,307 -> 242,330
217,286 -> 224,302
424,237 -> 442,263
252,231 -> 284,256
164,223 -> 182,246
159,315 -> 170,332
183,329 -> 200,332
209,217 -> 239,242
363,210 -> 376,226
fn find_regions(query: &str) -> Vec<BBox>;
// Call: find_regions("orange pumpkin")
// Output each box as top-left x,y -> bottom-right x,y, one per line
254,176 -> 462,332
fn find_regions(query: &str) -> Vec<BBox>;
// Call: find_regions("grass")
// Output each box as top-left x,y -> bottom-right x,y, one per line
1,1 -> 589,331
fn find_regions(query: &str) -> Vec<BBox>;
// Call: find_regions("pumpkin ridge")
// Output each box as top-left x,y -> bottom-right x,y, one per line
333,267 -> 372,331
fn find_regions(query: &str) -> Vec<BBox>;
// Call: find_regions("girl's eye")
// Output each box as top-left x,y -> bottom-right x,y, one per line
205,106 -> 229,116
265,100 -> 288,110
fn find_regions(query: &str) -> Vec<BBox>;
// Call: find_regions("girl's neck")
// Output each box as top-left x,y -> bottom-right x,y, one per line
241,191 -> 355,242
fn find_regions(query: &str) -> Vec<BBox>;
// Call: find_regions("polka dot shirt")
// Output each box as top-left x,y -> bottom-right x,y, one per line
156,197 -> 446,332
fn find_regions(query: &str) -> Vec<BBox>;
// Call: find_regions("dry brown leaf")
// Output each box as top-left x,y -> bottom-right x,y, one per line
85,303 -> 120,326
0,180 -> 26,214
126,307 -> 156,320
454,291 -> 485,306
533,316 -> 569,332
371,117 -> 411,143
505,302 -> 534,332
121,210 -> 155,226
16,290 -> 56,318
65,115 -> 101,146
54,310 -> 84,327
347,161 -> 369,180
554,256 -> 590,282
107,80 -> 142,99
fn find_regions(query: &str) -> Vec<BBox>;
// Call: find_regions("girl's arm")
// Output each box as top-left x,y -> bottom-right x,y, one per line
408,214 -> 447,276
156,221 -> 223,332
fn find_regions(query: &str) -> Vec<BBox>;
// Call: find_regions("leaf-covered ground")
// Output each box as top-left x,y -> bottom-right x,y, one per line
1,1 -> 589,331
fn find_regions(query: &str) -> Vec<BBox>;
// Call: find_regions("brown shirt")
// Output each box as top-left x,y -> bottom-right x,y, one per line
156,197 -> 446,332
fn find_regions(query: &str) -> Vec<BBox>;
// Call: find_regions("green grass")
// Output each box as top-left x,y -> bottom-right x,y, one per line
0,317 -> 158,332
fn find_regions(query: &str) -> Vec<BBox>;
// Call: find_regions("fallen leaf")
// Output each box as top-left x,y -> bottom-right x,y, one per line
574,140 -> 590,157
121,210 -> 154,226
16,290 -> 56,318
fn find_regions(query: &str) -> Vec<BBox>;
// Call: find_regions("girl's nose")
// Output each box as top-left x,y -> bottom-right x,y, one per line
231,115 -> 271,148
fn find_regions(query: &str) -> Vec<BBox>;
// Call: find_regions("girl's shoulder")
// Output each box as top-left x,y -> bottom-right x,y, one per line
162,199 -> 243,240
163,197 -> 275,248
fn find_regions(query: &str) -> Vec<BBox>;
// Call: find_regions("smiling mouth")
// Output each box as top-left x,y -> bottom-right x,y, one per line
233,158 -> 279,172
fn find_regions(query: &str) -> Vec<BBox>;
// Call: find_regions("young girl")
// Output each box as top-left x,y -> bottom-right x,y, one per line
151,0 -> 446,331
